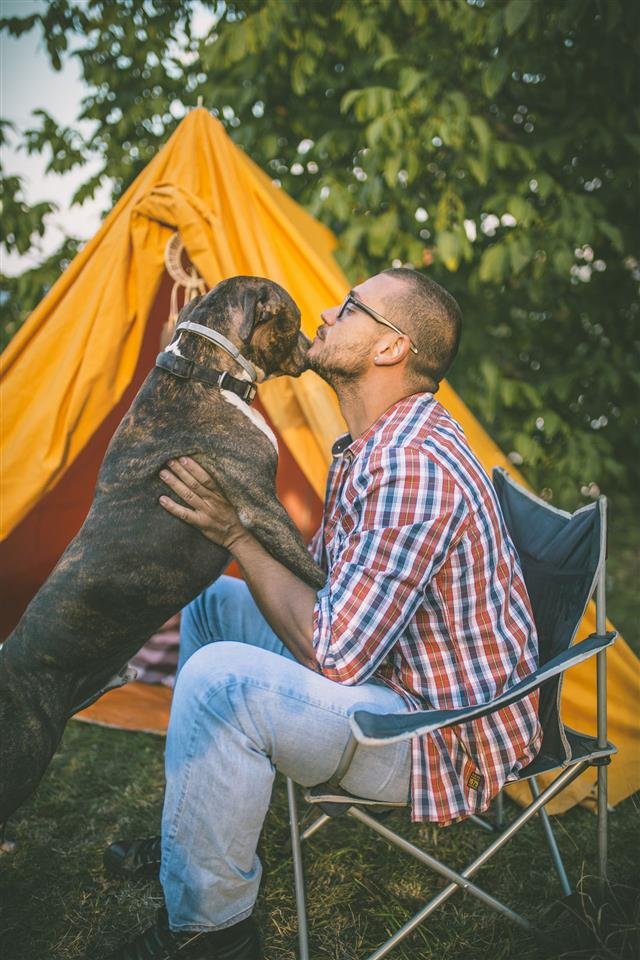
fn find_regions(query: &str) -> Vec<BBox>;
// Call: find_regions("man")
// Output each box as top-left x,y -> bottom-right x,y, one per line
100,268 -> 542,959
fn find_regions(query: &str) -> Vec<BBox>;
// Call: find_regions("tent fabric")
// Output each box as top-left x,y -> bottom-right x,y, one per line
2,109 -> 638,813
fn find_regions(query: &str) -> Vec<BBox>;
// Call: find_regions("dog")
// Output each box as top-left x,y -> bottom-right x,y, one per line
0,276 -> 325,821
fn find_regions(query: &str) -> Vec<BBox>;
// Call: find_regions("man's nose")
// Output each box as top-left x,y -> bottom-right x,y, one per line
320,305 -> 338,325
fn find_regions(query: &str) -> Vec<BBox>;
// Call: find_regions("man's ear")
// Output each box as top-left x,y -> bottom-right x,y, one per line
373,334 -> 410,366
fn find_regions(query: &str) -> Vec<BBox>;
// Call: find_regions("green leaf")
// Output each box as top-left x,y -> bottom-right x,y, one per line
291,53 -> 314,96
340,89 -> 363,115
468,156 -> 488,186
508,238 -> 532,275
399,67 -> 423,98
482,58 -> 509,99
512,431 -> 541,463
437,231 -> 461,271
368,209 -> 398,257
506,196 -> 532,225
553,248 -> 573,274
479,244 -> 509,283
599,221 -> 624,252
505,0 -> 532,36
469,116 -> 492,154
383,154 -> 402,188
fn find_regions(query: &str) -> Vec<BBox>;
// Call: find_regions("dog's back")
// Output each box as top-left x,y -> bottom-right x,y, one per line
0,275 -> 323,821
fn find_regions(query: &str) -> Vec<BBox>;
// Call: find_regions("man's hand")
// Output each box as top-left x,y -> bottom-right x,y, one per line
159,457 -> 246,549
160,457 -> 319,671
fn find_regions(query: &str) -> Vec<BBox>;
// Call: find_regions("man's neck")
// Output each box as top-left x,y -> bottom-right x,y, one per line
335,378 -> 415,439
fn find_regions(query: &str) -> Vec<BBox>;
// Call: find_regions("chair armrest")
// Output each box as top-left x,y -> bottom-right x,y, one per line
350,631 -> 616,746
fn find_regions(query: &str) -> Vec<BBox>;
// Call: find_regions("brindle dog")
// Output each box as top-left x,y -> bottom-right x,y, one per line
0,276 -> 325,821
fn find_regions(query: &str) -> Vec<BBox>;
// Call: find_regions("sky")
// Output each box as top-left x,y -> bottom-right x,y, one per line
0,0 -> 216,276
0,0 -> 110,274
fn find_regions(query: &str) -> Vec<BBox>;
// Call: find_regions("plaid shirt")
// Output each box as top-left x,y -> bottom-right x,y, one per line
310,393 -> 542,824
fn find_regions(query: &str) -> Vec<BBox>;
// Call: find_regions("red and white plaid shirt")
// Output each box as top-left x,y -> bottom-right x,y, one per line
310,393 -> 542,824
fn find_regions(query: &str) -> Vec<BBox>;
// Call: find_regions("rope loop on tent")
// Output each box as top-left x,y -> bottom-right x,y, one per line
163,232 -> 207,346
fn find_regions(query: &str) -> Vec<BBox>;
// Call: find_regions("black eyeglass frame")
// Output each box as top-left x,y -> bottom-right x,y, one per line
337,292 -> 419,355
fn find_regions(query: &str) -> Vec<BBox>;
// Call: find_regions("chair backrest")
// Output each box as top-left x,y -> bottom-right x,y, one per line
492,468 -> 606,762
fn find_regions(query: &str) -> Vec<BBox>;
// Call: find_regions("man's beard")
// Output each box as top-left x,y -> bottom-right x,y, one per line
307,341 -> 370,388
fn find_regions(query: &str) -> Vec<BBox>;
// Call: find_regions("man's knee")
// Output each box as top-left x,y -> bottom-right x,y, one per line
175,640 -> 258,704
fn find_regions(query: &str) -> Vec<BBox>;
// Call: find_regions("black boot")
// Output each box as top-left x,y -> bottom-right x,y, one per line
98,908 -> 262,960
104,835 -> 162,881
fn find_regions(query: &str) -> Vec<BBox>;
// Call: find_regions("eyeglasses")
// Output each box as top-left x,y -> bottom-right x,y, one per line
336,292 -> 419,355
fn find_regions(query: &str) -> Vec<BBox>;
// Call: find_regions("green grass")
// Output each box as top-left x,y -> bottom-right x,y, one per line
1,721 -> 638,960
2,503 -> 637,960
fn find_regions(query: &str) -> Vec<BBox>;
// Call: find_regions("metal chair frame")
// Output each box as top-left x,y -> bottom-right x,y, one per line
286,472 -> 616,960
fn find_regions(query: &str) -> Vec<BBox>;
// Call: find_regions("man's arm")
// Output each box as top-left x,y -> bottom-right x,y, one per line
158,457 -> 319,669
229,532 -> 318,669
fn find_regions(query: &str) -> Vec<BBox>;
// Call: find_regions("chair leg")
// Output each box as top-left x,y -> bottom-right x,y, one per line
468,814 -> 495,833
349,807 -> 533,932
595,529 -> 609,898
359,760 -> 591,958
286,778 -> 310,960
529,776 -> 572,897
596,639 -> 609,898
597,761 -> 608,898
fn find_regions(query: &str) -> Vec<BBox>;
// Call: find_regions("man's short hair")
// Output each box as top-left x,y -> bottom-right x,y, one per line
382,267 -> 462,390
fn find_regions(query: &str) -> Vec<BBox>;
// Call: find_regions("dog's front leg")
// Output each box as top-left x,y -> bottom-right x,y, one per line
192,449 -> 326,590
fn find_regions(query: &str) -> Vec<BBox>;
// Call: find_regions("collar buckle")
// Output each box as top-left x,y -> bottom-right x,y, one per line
218,371 -> 256,403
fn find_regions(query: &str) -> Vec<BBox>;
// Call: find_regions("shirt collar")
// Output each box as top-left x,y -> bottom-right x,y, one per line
331,392 -> 434,461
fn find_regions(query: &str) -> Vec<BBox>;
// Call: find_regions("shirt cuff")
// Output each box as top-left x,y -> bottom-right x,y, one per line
312,581 -> 334,671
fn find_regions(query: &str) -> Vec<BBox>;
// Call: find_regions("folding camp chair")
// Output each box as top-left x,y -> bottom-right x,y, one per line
286,467 -> 617,959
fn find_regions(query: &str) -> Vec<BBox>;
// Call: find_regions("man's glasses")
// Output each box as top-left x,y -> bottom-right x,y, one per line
336,292 -> 419,355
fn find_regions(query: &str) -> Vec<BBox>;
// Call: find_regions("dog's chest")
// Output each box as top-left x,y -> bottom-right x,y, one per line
220,390 -> 278,452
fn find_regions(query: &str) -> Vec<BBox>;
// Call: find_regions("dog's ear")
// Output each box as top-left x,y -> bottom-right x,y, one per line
177,293 -> 203,324
239,285 -> 287,340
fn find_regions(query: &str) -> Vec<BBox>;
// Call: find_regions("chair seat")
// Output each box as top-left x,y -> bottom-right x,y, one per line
304,782 -> 407,817
305,727 -> 616,817
516,727 -> 616,780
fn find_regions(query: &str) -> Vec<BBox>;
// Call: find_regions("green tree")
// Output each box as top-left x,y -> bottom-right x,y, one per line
2,0 -> 638,508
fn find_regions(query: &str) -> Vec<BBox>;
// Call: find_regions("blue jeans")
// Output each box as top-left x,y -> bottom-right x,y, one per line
160,576 -> 411,932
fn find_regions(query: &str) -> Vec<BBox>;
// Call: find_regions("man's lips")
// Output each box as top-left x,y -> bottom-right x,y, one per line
314,325 -> 327,342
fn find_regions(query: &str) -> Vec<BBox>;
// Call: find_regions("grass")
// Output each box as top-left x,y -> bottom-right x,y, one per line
2,505 -> 637,960
1,721 -> 638,960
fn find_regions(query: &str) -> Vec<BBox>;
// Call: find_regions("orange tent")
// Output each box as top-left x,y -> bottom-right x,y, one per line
1,109 -> 637,813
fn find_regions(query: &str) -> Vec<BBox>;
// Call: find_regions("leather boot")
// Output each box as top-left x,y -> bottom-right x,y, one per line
97,907 -> 262,960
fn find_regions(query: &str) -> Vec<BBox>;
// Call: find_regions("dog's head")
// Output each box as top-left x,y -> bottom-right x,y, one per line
172,277 -> 310,379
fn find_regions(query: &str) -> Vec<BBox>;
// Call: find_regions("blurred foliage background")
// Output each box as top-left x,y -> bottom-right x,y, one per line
1,0 -> 638,526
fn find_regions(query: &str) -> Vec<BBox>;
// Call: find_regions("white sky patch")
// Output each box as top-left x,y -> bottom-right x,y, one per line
463,219 -> 477,242
480,214 -> 501,237
0,0 -> 217,276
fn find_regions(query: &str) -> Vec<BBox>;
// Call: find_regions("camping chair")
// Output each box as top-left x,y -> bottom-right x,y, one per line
286,467 -> 617,959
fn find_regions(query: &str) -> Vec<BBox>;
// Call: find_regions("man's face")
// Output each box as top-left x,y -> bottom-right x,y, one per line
307,273 -> 399,386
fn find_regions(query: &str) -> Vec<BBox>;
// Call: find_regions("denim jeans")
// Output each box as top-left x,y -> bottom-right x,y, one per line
160,575 -> 411,932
